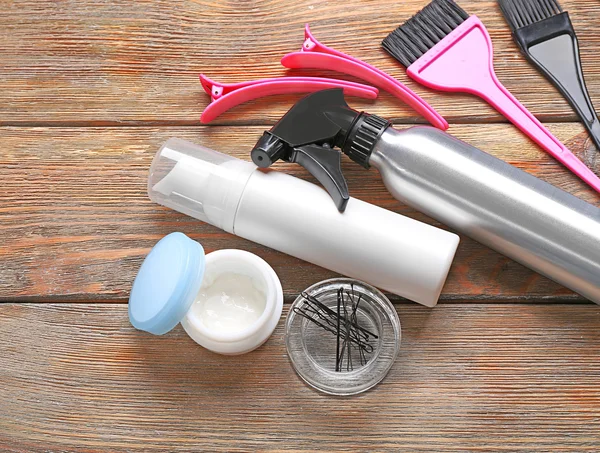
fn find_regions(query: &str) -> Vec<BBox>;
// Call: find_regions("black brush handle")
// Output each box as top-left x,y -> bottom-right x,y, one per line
515,12 -> 600,151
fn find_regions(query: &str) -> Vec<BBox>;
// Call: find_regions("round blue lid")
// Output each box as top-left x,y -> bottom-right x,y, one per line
128,232 -> 205,335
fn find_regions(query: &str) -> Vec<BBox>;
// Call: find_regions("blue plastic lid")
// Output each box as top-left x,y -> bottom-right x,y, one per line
128,232 -> 206,335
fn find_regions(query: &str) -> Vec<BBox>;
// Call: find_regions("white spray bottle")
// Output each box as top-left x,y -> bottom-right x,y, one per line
148,138 -> 459,307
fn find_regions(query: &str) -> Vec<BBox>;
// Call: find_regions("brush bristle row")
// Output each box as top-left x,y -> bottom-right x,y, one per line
382,0 -> 470,67
498,0 -> 563,31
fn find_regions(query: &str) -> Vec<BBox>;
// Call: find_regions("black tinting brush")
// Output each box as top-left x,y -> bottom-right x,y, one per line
498,0 -> 600,151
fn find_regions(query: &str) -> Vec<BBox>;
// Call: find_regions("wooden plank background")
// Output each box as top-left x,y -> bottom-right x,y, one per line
1,0 -> 600,451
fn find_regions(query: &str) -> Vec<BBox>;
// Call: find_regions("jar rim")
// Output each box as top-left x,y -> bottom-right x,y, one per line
285,278 -> 401,395
183,249 -> 283,344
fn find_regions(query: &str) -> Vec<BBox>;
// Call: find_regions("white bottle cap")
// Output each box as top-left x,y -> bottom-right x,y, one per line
148,138 -> 257,233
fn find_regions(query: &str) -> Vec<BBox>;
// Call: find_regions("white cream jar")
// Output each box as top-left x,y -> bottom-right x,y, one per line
181,249 -> 282,354
129,233 -> 283,355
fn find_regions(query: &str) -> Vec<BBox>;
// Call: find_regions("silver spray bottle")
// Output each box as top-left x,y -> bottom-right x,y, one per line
252,89 -> 600,304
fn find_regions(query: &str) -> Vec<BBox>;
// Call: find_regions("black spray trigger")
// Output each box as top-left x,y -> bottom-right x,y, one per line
291,144 -> 349,212
250,89 -> 389,212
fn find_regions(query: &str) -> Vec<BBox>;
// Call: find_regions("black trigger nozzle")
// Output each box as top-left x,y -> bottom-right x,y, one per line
251,132 -> 285,168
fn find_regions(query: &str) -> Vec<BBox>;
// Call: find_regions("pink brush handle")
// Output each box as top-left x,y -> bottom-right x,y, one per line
482,74 -> 600,193
407,16 -> 600,194
199,76 -> 378,123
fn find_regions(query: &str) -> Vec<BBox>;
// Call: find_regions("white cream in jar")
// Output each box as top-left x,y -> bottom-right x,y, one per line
192,273 -> 267,334
129,233 -> 283,355
181,249 -> 282,355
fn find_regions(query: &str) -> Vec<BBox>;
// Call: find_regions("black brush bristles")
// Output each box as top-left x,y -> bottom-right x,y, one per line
497,0 -> 600,150
498,0 -> 563,31
382,0 -> 470,67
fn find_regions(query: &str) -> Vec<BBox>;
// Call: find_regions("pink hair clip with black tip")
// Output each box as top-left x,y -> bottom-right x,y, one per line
199,74 -> 378,123
280,24 -> 448,130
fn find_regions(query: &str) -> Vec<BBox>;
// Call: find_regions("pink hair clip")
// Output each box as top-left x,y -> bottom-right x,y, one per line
199,74 -> 378,123
280,24 -> 448,130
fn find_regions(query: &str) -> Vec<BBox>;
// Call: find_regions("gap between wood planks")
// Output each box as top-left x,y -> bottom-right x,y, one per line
0,297 -> 594,305
0,115 -> 584,128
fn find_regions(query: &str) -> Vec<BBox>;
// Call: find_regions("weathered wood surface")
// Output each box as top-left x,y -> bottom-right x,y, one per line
2,0 -> 600,451
1,124 -> 598,302
0,303 -> 599,452
1,0 -> 600,126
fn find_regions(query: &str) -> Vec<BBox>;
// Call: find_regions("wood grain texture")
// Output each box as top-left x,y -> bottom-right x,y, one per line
2,0 -> 600,450
0,303 -> 598,452
1,124 -> 598,302
1,0 -> 600,125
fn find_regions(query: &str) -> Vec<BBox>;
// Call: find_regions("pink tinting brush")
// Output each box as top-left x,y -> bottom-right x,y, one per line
382,0 -> 600,194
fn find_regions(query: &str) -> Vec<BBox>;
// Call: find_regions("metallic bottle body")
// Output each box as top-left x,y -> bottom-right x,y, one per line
370,127 -> 600,304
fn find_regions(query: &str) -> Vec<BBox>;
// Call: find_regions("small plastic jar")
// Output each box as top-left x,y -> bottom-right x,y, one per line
128,232 -> 283,355
285,278 -> 401,395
